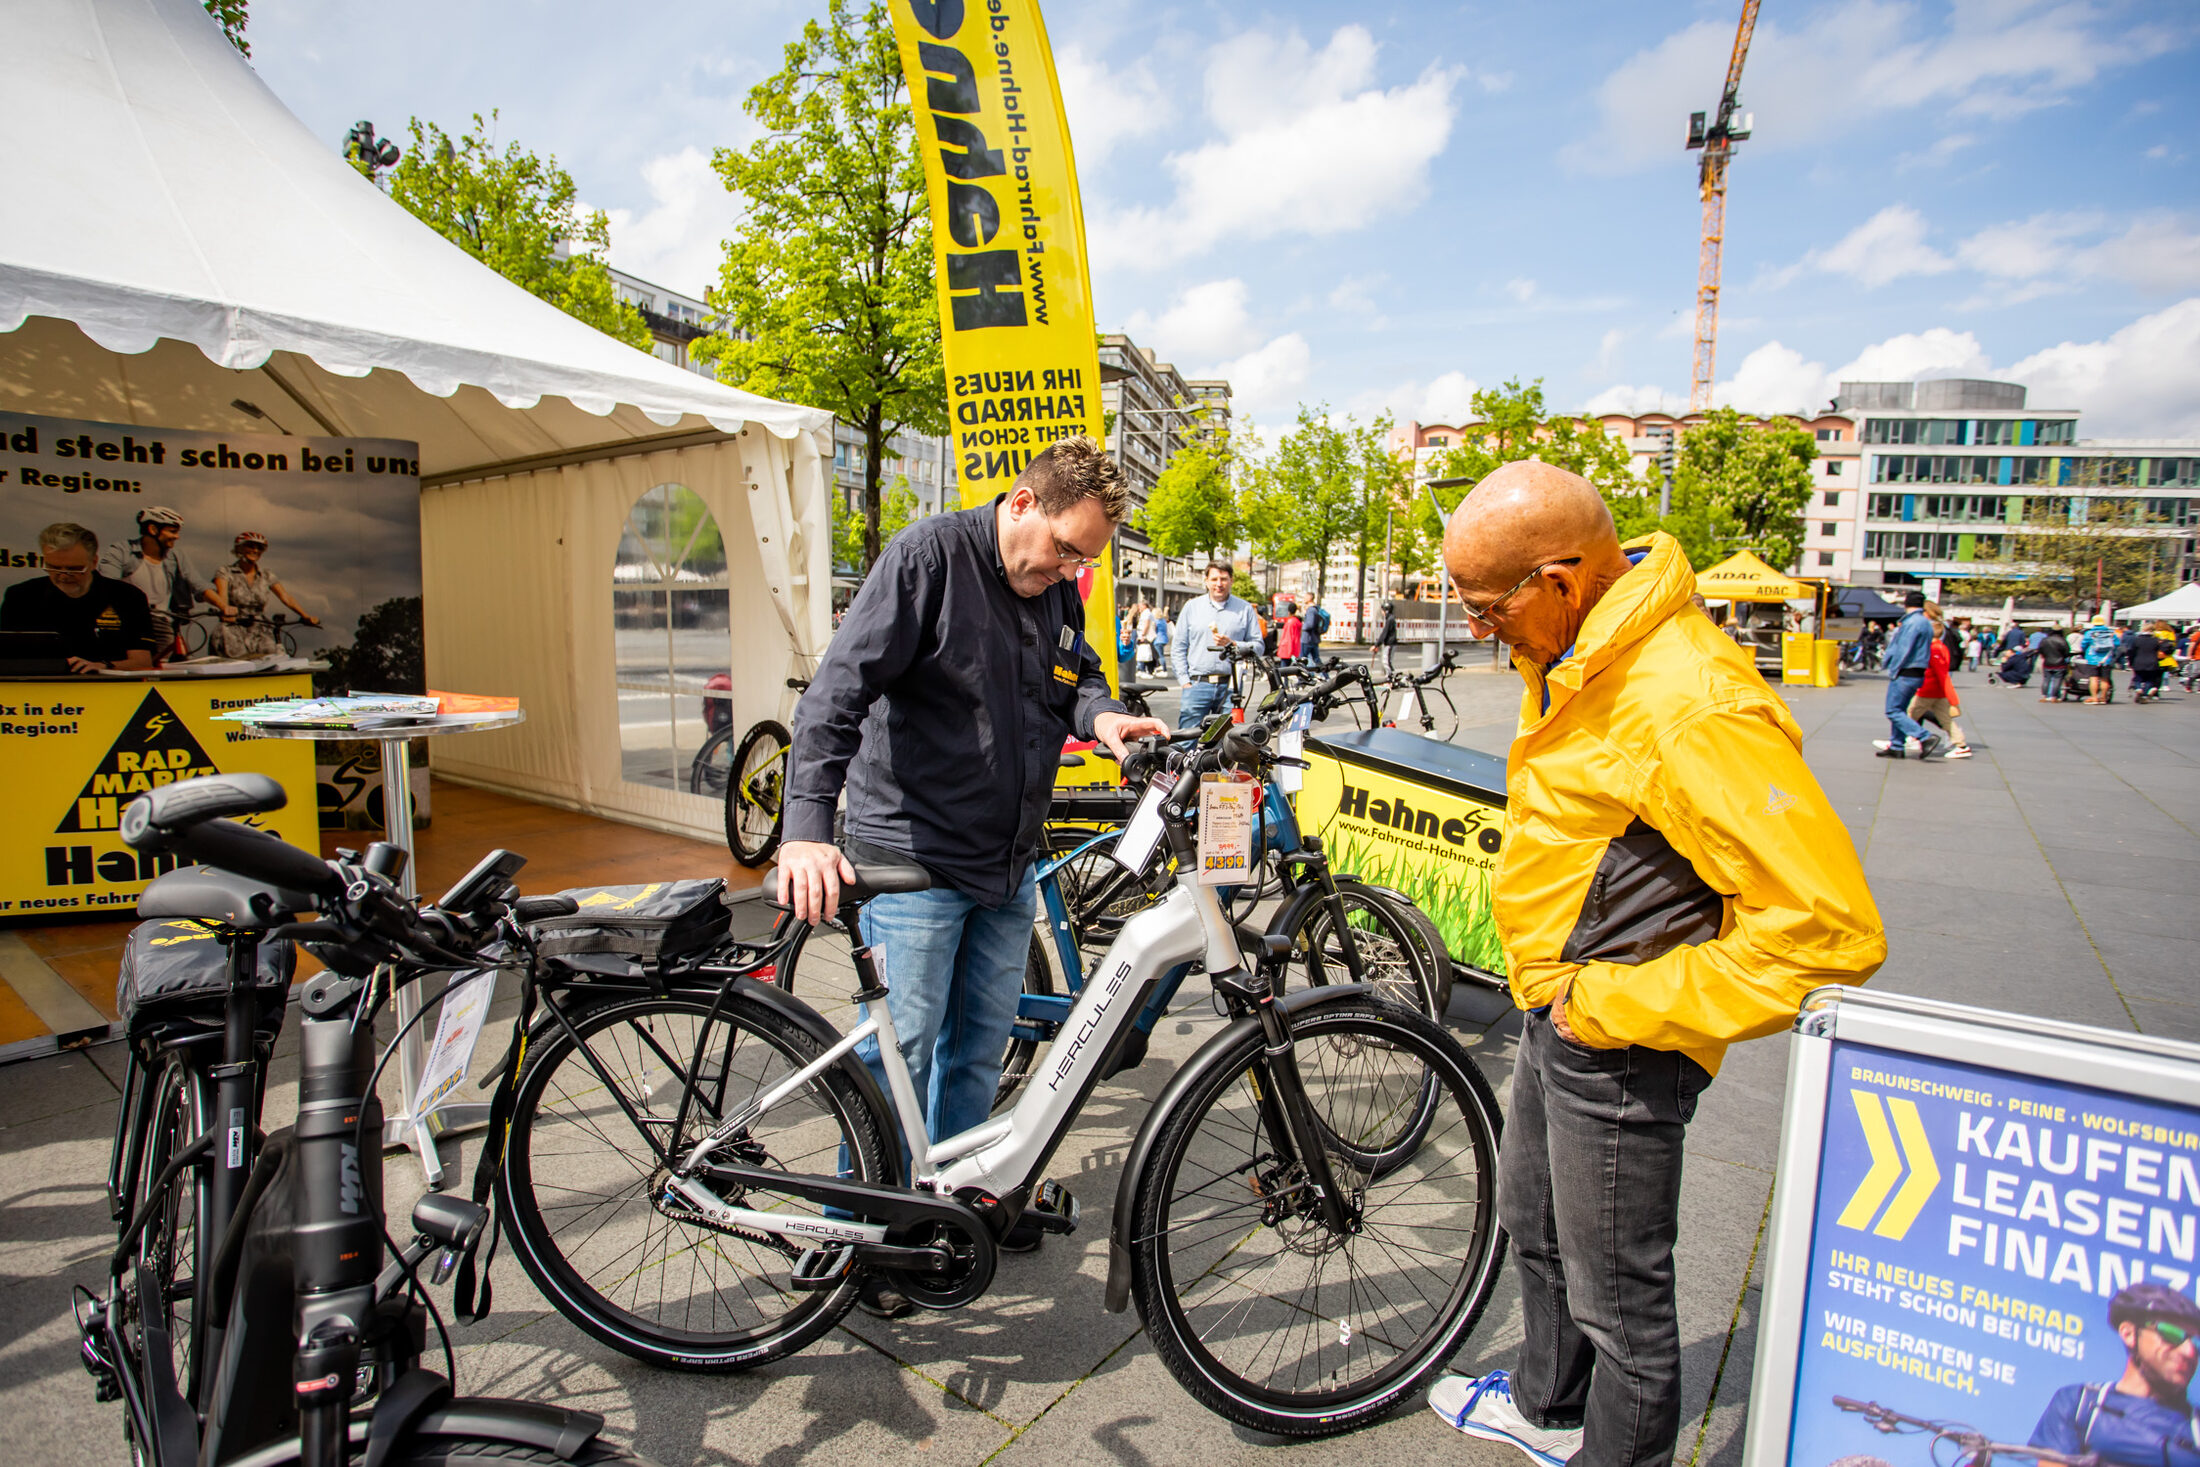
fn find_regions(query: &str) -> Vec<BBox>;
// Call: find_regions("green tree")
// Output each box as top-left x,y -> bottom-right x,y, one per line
1416,379 -> 1646,553
1136,405 -> 1241,601
1972,477 -> 2176,615
1347,414 -> 1414,623
1241,406 -> 1366,612
204,0 -> 248,55
364,113 -> 651,351
701,0 -> 944,574
1669,407 -> 1816,572
831,478 -> 919,574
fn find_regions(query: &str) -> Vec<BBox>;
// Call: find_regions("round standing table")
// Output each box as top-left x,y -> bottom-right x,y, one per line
241,713 -> 525,1186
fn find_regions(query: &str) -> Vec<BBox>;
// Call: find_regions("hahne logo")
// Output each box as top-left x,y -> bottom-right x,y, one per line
1336,782 -> 1503,855
1048,958 -> 1136,1091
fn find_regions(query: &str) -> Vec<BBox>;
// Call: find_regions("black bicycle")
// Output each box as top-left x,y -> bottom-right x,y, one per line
80,772 -> 655,1467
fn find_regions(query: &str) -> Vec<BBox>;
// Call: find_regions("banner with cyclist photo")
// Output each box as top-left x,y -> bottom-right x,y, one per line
1750,991 -> 2200,1467
0,409 -> 421,674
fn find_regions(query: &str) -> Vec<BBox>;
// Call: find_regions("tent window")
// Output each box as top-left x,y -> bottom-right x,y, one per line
613,484 -> 730,793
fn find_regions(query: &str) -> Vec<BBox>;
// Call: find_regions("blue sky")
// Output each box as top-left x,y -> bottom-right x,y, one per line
251,0 -> 2200,438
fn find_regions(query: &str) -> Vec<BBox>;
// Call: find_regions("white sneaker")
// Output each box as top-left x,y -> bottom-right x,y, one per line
1944,744 -> 1974,759
1429,1370 -> 1583,1464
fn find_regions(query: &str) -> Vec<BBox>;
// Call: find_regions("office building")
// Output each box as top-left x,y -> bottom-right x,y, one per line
1098,333 -> 1231,616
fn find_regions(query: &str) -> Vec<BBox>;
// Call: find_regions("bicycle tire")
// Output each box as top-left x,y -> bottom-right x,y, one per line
687,725 -> 736,799
1354,887 -> 1456,1020
723,720 -> 791,867
1127,999 -> 1505,1437
130,1054 -> 212,1409
992,930 -> 1057,1111
498,991 -> 890,1371
1282,881 -> 1444,1020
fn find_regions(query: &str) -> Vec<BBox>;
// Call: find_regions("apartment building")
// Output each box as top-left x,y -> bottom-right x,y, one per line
1098,333 -> 1231,615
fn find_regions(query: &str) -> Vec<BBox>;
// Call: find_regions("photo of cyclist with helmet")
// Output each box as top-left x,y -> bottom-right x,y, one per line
97,504 -> 208,658
2031,1282 -> 2200,1465
207,529 -> 319,658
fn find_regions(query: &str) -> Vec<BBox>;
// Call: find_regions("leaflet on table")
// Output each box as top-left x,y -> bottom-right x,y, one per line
212,694 -> 440,727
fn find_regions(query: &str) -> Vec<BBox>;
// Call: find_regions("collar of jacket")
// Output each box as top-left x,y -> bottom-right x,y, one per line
1511,531 -> 1695,730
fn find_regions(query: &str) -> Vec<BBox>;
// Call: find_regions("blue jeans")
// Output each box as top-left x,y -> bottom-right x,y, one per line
1177,678 -> 1233,729
854,865 -> 1038,1161
1884,671 -> 1929,744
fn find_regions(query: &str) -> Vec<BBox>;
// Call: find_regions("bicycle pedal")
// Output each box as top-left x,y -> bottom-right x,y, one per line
790,1243 -> 857,1291
1026,1180 -> 1080,1236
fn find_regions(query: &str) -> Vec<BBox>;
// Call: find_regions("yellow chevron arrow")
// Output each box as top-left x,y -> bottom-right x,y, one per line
1875,1097 -> 1940,1239
1836,1090 -> 1901,1231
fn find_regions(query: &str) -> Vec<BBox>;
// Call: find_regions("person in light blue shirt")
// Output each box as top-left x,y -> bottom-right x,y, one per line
1170,561 -> 1262,727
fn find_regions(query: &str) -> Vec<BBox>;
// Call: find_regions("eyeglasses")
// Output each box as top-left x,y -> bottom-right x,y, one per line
1045,517 -> 1105,569
1459,557 -> 1581,624
44,560 -> 94,577
2148,1321 -> 2197,1348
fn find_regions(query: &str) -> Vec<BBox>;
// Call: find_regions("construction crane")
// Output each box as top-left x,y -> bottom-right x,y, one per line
1685,0 -> 1760,412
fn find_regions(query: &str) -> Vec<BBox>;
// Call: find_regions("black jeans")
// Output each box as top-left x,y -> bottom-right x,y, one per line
1500,1008 -> 1712,1467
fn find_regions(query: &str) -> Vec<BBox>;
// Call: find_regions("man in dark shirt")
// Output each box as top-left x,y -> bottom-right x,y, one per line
779,437 -> 1165,1300
1,522 -> 156,673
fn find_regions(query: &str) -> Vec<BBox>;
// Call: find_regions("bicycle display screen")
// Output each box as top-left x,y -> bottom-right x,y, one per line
1112,778 -> 1171,876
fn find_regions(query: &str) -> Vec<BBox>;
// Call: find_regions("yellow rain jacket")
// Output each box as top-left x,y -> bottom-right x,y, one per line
1497,532 -> 1884,1076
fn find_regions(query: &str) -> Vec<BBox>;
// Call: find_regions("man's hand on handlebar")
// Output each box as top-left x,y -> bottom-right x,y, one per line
1093,710 -> 1169,761
776,840 -> 856,926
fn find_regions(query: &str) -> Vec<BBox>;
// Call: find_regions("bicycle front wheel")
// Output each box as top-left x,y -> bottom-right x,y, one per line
1284,881 -> 1446,1019
499,992 -> 890,1371
1128,999 -> 1505,1436
723,720 -> 791,866
1417,685 -> 1459,743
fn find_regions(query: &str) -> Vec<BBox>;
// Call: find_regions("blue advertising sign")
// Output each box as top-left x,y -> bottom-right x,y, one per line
1788,1038 -> 2200,1464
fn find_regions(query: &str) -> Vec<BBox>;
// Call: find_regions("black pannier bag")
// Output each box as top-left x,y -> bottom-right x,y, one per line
524,879 -> 731,963
116,917 -> 296,1032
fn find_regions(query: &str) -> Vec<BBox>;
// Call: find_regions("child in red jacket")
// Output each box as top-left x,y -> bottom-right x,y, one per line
1909,606 -> 1973,758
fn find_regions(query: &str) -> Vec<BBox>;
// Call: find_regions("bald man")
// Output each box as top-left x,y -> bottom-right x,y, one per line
1426,463 -> 1884,1467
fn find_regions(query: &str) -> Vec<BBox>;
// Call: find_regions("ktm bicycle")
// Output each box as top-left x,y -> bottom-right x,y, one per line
80,772 -> 654,1467
479,716 -> 1506,1436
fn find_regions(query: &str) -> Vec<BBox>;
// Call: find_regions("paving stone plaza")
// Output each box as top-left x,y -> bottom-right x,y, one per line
5,663 -> 2196,1466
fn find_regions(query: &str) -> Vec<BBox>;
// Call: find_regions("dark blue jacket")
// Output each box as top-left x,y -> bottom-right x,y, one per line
2032,1381 -> 2200,1465
785,500 -> 1120,906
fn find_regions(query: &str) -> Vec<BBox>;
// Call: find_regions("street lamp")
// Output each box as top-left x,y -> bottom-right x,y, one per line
344,120 -> 401,180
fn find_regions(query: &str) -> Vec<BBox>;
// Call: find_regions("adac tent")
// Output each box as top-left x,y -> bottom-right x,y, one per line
2114,583 -> 2200,622
1694,550 -> 1815,603
0,0 -> 834,841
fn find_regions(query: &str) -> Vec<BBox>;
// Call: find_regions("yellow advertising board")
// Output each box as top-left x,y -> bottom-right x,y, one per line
887,0 -> 1119,692
1296,729 -> 1510,977
0,675 -> 316,917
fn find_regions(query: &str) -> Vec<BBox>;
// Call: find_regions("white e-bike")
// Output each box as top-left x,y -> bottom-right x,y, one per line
491,719 -> 1506,1437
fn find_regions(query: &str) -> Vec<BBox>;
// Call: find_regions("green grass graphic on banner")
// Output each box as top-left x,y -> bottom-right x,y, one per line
1323,825 -> 1507,976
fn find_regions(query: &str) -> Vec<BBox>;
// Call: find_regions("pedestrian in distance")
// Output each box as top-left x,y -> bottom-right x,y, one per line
2129,621 -> 2169,703
1170,561 -> 1262,727
1303,593 -> 1329,663
1877,590 -> 1943,759
1427,462 -> 1886,1467
1277,599 -> 1302,660
1904,603 -> 1973,758
1373,598 -> 1400,676
2037,623 -> 2071,702
1940,615 -> 1966,674
776,436 -> 1169,1317
2080,615 -> 2121,703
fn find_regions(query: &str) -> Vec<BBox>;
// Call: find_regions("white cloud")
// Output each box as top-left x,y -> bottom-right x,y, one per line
598,147 -> 740,298
2086,216 -> 2200,292
1505,277 -> 1538,304
1564,0 -> 2181,175
1327,273 -> 1388,327
1897,131 -> 1979,171
1581,303 -> 2200,437
1956,210 -> 2101,278
1124,278 -> 1264,363
1056,44 -> 1172,167
1769,205 -> 1954,289
1590,328 -> 1626,376
1092,25 -> 1460,268
1345,370 -> 1484,428
1216,334 -> 1312,419
2008,298 -> 2200,437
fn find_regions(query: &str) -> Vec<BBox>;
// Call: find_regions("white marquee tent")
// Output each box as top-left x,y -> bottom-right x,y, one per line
1,0 -> 834,840
2113,583 -> 2200,623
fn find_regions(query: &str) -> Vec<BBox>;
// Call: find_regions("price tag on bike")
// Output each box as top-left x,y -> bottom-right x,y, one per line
1112,776 -> 1172,876
1196,773 -> 1256,885
411,969 -> 498,1118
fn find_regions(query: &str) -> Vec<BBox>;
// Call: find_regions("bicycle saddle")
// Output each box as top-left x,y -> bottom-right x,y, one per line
138,865 -> 309,927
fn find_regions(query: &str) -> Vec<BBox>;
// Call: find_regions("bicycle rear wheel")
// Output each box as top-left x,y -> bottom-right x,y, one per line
1284,882 -> 1446,1019
687,726 -> 736,799
498,992 -> 890,1371
129,1054 -> 211,1406
1127,999 -> 1505,1436
723,720 -> 791,866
